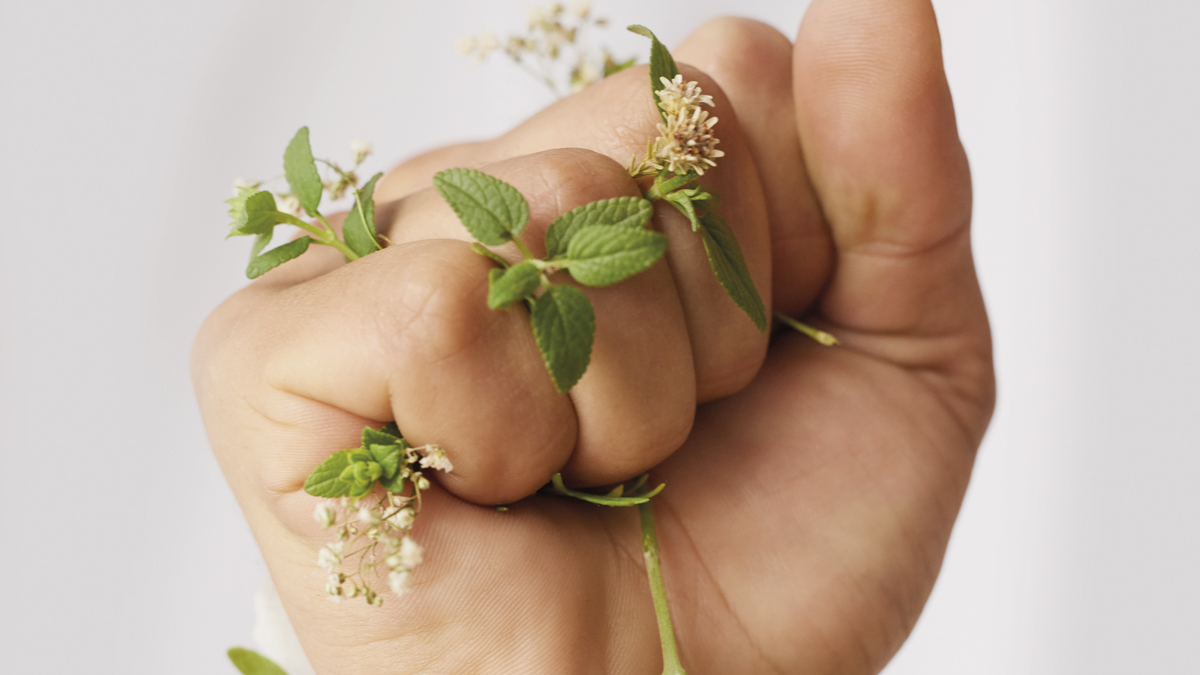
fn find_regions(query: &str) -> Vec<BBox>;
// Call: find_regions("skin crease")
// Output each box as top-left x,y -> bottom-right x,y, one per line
191,1 -> 994,673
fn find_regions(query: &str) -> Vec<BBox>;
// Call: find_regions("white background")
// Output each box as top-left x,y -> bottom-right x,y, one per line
1,0 -> 1197,673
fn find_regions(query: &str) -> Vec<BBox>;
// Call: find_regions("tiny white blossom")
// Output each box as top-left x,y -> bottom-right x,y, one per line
350,139 -> 372,163
477,30 -> 499,53
388,569 -> 412,596
456,36 -> 477,56
325,574 -> 343,601
398,536 -> 424,568
416,475 -> 431,490
418,446 -> 454,473
277,193 -> 302,216
655,75 -> 715,117
387,507 -> 415,530
317,542 -> 344,572
313,502 -> 336,529
358,505 -> 380,525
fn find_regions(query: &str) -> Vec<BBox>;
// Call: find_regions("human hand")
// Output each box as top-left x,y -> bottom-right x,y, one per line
193,0 -> 993,672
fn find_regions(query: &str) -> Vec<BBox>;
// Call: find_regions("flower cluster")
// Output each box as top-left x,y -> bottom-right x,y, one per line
457,2 -> 633,96
630,75 -> 724,178
313,442 -> 453,605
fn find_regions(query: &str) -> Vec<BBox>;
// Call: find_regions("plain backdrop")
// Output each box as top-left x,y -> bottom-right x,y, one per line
1,1 -> 1197,673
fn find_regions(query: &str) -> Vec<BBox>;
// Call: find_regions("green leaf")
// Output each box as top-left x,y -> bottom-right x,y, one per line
487,261 -> 542,309
228,647 -> 288,675
381,421 -> 402,437
697,212 -> 767,332
565,226 -> 667,287
229,191 -> 290,237
380,470 -> 407,493
532,285 -> 595,392
283,127 -> 323,217
343,172 -> 383,258
432,168 -> 529,246
547,473 -> 665,506
544,197 -> 654,258
627,25 -> 680,123
604,56 -> 637,78
303,450 -> 356,498
362,425 -> 401,448
246,236 -> 311,279
368,444 -> 403,480
664,191 -> 701,232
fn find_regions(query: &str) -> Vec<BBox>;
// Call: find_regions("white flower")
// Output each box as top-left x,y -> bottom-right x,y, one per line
456,35 -> 477,55
655,75 -> 714,117
350,139 -> 372,163
418,446 -> 454,473
416,475 -> 431,490
277,193 -> 302,216
357,505 -> 380,525
388,570 -> 412,596
317,542 -> 344,572
655,106 -> 725,176
387,507 -> 415,530
325,574 -> 343,601
313,503 -> 336,529
477,30 -> 499,53
398,536 -> 424,568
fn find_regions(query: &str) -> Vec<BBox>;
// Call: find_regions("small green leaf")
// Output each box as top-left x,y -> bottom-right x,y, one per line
604,56 -> 637,77
246,236 -> 311,279
664,191 -> 701,232
565,226 -> 667,287
380,470 -> 406,493
343,172 -> 383,258
432,168 -> 529,246
368,444 -> 403,479
303,450 -> 355,497
544,197 -> 654,258
381,421 -> 402,437
627,25 -> 680,122
228,647 -> 288,675
229,191 -> 290,237
283,127 -> 323,217
697,212 -> 767,332
532,285 -> 595,393
488,261 -> 542,309
362,425 -> 401,448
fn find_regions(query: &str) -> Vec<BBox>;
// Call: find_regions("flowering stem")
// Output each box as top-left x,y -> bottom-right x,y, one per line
638,500 -> 687,675
280,213 -> 361,261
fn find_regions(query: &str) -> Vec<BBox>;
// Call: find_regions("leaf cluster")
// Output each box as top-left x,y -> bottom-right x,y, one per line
433,169 -> 667,393
304,423 -> 412,497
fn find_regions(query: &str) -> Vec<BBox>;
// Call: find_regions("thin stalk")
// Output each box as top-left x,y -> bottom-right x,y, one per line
772,310 -> 839,346
644,173 -> 694,201
638,500 -> 687,675
280,213 -> 360,261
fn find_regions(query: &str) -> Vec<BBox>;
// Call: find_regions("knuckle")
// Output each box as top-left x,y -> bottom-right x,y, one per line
686,17 -> 792,89
517,147 -> 642,215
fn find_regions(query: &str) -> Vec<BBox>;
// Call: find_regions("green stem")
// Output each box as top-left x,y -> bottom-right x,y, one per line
644,173 -> 695,201
280,213 -> 361,261
638,500 -> 687,675
511,235 -> 535,261
772,310 -> 839,346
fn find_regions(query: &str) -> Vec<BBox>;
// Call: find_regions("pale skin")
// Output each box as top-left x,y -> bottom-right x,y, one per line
193,1 -> 994,673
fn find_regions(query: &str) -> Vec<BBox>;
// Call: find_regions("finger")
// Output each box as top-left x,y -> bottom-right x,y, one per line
674,17 -> 834,316
373,140 -> 487,203
794,0 -> 991,403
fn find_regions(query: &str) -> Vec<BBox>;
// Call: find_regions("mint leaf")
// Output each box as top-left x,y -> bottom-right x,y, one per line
664,191 -> 701,232
697,213 -> 767,332
362,425 -> 401,448
283,127 -> 323,217
532,285 -> 595,392
432,168 -> 529,246
368,444 -> 403,480
380,470 -> 406,493
627,25 -> 680,123
228,647 -> 288,675
229,191 -> 290,237
487,261 -> 542,309
566,226 -> 667,287
544,197 -> 654,258
303,449 -> 356,497
343,172 -> 383,258
246,236 -> 311,279
382,421 -> 402,437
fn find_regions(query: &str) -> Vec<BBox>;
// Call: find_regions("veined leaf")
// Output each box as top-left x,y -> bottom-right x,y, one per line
343,172 -> 383,258
303,449 -> 356,498
697,213 -> 767,332
545,196 -> 653,258
362,425 -> 401,448
283,127 -> 322,217
246,236 -> 311,279
368,444 -> 403,480
664,191 -> 701,232
229,191 -> 290,237
532,285 -> 595,393
433,168 -> 529,246
228,647 -> 288,675
628,25 -> 680,123
565,226 -> 667,287
487,261 -> 542,309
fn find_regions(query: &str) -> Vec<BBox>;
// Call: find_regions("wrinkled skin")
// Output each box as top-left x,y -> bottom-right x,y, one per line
192,1 -> 994,673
